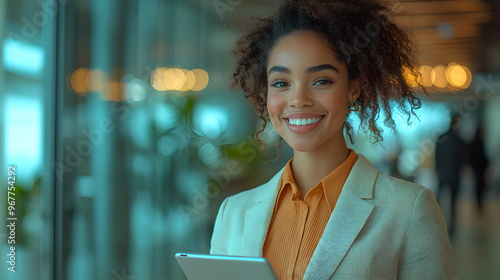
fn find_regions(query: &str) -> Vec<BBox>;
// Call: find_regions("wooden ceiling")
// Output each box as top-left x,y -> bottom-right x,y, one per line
232,0 -> 500,74
390,0 -> 498,73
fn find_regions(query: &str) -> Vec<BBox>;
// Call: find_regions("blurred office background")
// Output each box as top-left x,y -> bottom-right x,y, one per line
0,0 -> 499,279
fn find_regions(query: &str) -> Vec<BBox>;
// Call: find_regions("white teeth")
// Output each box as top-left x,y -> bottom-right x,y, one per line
287,117 -> 322,126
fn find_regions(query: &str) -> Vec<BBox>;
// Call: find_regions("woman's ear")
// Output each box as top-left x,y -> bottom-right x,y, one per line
348,78 -> 361,101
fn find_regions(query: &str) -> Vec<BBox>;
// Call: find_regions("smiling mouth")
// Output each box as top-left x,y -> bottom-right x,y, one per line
286,116 -> 324,126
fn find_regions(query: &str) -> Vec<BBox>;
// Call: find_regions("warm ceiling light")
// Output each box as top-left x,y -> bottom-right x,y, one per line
179,69 -> 196,91
447,63 -> 472,89
70,67 -> 89,94
151,67 -> 168,91
403,67 -> 419,88
102,82 -> 123,101
171,68 -> 187,91
190,69 -> 209,91
151,67 -> 209,92
419,65 -> 433,87
88,69 -> 108,92
163,68 -> 176,91
431,65 -> 447,88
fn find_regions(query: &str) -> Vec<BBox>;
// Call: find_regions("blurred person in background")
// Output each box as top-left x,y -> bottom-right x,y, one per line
435,115 -> 467,236
210,0 -> 452,279
469,125 -> 489,209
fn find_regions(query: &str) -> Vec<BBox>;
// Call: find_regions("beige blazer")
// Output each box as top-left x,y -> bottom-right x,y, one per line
210,155 -> 452,280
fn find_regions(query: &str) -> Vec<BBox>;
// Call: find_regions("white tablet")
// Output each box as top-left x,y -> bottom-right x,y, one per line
175,253 -> 278,280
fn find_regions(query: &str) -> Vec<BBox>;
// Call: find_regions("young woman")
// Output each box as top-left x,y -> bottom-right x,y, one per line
210,0 -> 452,279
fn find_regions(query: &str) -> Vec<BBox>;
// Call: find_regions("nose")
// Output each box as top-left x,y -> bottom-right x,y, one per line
289,86 -> 313,108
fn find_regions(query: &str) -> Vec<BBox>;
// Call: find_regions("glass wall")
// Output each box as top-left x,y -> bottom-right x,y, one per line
1,0 -> 500,279
49,0 -> 280,279
1,0 -> 55,279
3,0 -> 284,279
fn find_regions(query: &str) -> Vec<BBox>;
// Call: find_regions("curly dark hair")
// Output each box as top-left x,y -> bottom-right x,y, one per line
232,0 -> 423,144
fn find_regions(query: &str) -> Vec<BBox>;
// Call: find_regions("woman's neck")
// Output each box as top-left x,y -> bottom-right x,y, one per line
291,144 -> 350,196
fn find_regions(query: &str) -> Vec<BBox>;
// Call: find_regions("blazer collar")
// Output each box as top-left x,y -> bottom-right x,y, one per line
240,167 -> 285,256
304,155 -> 378,279
341,154 -> 377,199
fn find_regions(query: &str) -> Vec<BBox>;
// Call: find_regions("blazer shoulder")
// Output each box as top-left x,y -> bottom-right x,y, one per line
222,167 -> 284,209
377,171 -> 424,189
224,182 -> 270,205
349,155 -> 426,201
374,171 -> 430,202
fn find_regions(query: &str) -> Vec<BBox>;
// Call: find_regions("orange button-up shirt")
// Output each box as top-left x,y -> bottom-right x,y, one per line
263,150 -> 357,280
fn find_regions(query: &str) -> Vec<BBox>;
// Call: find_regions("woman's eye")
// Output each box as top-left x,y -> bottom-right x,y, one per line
314,79 -> 332,86
270,81 -> 288,88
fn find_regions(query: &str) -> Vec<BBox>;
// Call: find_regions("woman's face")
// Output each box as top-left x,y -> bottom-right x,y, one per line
266,30 -> 359,153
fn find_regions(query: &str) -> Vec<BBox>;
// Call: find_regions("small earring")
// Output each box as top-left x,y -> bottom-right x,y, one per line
348,100 -> 359,112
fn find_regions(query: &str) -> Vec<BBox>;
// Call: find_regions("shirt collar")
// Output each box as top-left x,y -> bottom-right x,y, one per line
273,150 -> 357,212
273,158 -> 298,212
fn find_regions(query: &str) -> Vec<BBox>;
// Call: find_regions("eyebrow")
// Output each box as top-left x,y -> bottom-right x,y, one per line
306,64 -> 339,74
268,64 -> 339,75
268,66 -> 290,75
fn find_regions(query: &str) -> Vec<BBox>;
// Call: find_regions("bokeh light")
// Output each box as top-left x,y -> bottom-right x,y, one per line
446,63 -> 472,89
180,69 -> 196,91
431,65 -> 447,88
70,67 -> 90,94
151,67 -> 209,92
403,67 -> 419,88
419,65 -> 433,87
88,69 -> 108,91
190,69 -> 209,91
163,68 -> 176,90
103,82 -> 123,101
70,68 -> 112,95
125,78 -> 147,102
193,103 -> 229,139
405,63 -> 473,91
152,67 -> 168,91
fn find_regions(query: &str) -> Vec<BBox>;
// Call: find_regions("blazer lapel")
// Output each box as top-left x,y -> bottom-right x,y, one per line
304,156 -> 378,280
240,168 -> 284,256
